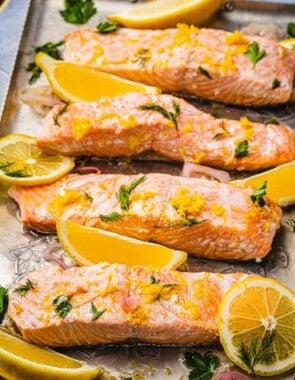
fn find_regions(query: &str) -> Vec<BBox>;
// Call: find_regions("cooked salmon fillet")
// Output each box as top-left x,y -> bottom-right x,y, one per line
8,173 -> 281,261
63,25 -> 295,106
37,93 -> 295,171
8,263 -> 250,346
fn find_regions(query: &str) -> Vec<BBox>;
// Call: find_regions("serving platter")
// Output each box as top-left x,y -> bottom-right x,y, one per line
0,0 -> 294,379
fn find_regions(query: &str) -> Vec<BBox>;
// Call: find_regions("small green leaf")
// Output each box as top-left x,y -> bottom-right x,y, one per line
96,21 -> 118,33
91,302 -> 106,321
99,212 -> 123,222
245,41 -> 266,67
287,22 -> 295,37
184,351 -> 219,380
52,295 -> 72,318
0,286 -> 8,321
250,181 -> 267,207
60,0 -> 97,24
234,140 -> 249,158
150,274 -> 160,284
266,117 -> 280,125
210,112 -> 223,119
271,78 -> 280,89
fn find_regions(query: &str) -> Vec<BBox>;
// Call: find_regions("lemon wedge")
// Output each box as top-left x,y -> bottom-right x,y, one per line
218,277 -> 295,377
232,160 -> 295,207
0,327 -> 100,380
107,0 -> 222,29
56,218 -> 187,269
0,134 -> 75,186
35,52 -> 161,103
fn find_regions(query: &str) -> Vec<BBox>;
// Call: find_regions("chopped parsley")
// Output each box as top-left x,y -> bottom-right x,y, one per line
234,140 -> 249,158
116,176 -> 145,211
52,295 -> 72,318
150,274 -> 160,284
210,111 -> 223,119
198,66 -> 212,79
287,22 -> 295,38
90,302 -> 106,321
60,0 -> 97,24
13,279 -> 35,297
250,181 -> 267,207
139,101 -> 181,130
183,350 -> 219,380
271,78 -> 280,90
245,41 -> 266,67
265,116 -> 280,125
96,21 -> 118,33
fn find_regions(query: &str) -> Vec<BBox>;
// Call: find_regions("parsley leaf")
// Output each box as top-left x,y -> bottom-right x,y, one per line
13,279 -> 35,297
60,0 -> 97,24
139,101 -> 181,130
0,286 -> 8,322
287,22 -> 295,38
150,274 -> 160,284
245,41 -> 266,67
116,176 -> 145,211
52,295 -> 72,318
96,21 -> 118,33
184,351 -> 219,380
250,181 -> 267,207
26,40 -> 64,84
234,140 -> 249,158
91,303 -> 106,321
132,48 -> 151,67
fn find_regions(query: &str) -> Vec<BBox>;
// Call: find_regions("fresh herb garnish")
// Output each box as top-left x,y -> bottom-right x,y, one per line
234,140 -> 249,158
237,330 -> 276,375
287,22 -> 295,38
52,295 -> 72,318
250,181 -> 267,207
0,286 -> 8,321
53,104 -> 68,126
210,111 -> 223,119
13,279 -> 35,297
198,66 -> 212,79
99,211 -> 123,222
271,78 -> 280,90
60,0 -> 96,24
266,116 -> 280,125
116,176 -> 145,211
132,48 -> 151,67
139,101 -> 181,130
90,302 -> 106,321
183,350 -> 219,380
150,274 -> 160,284
182,218 -> 208,226
96,21 -> 118,33
286,217 -> 295,232
4,169 -> 30,178
213,121 -> 231,140
26,40 -> 64,84
245,41 -> 266,67
81,191 -> 93,203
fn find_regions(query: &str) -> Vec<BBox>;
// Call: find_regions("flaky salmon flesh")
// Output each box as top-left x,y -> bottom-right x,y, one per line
8,263 -> 250,347
37,93 -> 295,171
8,173 -> 281,261
64,25 -> 295,106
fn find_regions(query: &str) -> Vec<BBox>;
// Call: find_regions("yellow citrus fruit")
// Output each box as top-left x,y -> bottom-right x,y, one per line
0,327 -> 100,380
0,134 -> 75,186
56,218 -> 187,269
107,0 -> 222,29
280,38 -> 295,53
232,160 -> 295,207
218,277 -> 295,377
35,52 -> 161,103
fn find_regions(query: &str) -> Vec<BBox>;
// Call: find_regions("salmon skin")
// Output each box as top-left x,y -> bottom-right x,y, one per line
63,25 -> 295,106
8,172 -> 281,261
37,93 -> 295,171
8,263 -> 250,347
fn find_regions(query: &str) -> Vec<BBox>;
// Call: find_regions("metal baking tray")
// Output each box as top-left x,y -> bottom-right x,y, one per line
0,1 -> 294,379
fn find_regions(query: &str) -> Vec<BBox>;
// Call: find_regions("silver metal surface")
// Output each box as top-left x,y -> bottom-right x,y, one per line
0,1 -> 294,379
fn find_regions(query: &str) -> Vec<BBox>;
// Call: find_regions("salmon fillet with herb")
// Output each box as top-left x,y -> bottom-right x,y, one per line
37,93 -> 295,171
8,263 -> 250,346
63,25 -> 295,106
8,172 -> 281,261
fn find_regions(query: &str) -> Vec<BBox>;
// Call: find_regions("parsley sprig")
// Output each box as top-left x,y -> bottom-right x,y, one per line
96,21 -> 118,33
245,41 -> 266,67
183,351 -> 219,380
237,330 -> 276,375
250,181 -> 267,207
52,295 -> 72,318
60,0 -> 97,24
0,286 -> 8,322
139,101 -> 181,130
13,279 -> 35,297
26,40 -> 64,84
91,303 -> 106,321
234,140 -> 249,158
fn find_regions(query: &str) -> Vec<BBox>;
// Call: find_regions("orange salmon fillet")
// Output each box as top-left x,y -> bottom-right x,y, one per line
63,25 -> 295,106
8,263 -> 250,346
8,173 -> 282,261
37,93 -> 295,171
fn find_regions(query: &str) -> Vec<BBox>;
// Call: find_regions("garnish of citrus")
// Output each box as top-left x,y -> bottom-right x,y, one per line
35,52 -> 161,103
107,0 -> 221,29
56,218 -> 187,269
218,277 -> 295,377
0,327 -> 100,380
0,134 -> 75,186
232,160 -> 295,207
280,38 -> 295,53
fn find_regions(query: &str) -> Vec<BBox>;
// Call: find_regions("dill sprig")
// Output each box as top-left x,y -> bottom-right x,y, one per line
116,176 -> 145,211
139,101 -> 181,130
90,303 -> 106,321
237,330 -> 276,375
96,21 -> 118,33
13,279 -> 35,297
99,211 -> 123,222
132,48 -> 151,67
213,120 -> 231,140
286,217 -> 295,232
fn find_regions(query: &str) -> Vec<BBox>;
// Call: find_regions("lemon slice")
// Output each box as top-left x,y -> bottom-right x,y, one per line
218,277 -> 295,377
35,52 -> 161,103
232,160 -> 295,207
56,218 -> 187,269
107,0 -> 222,29
0,327 -> 100,380
0,134 -> 75,186
280,38 -> 295,52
